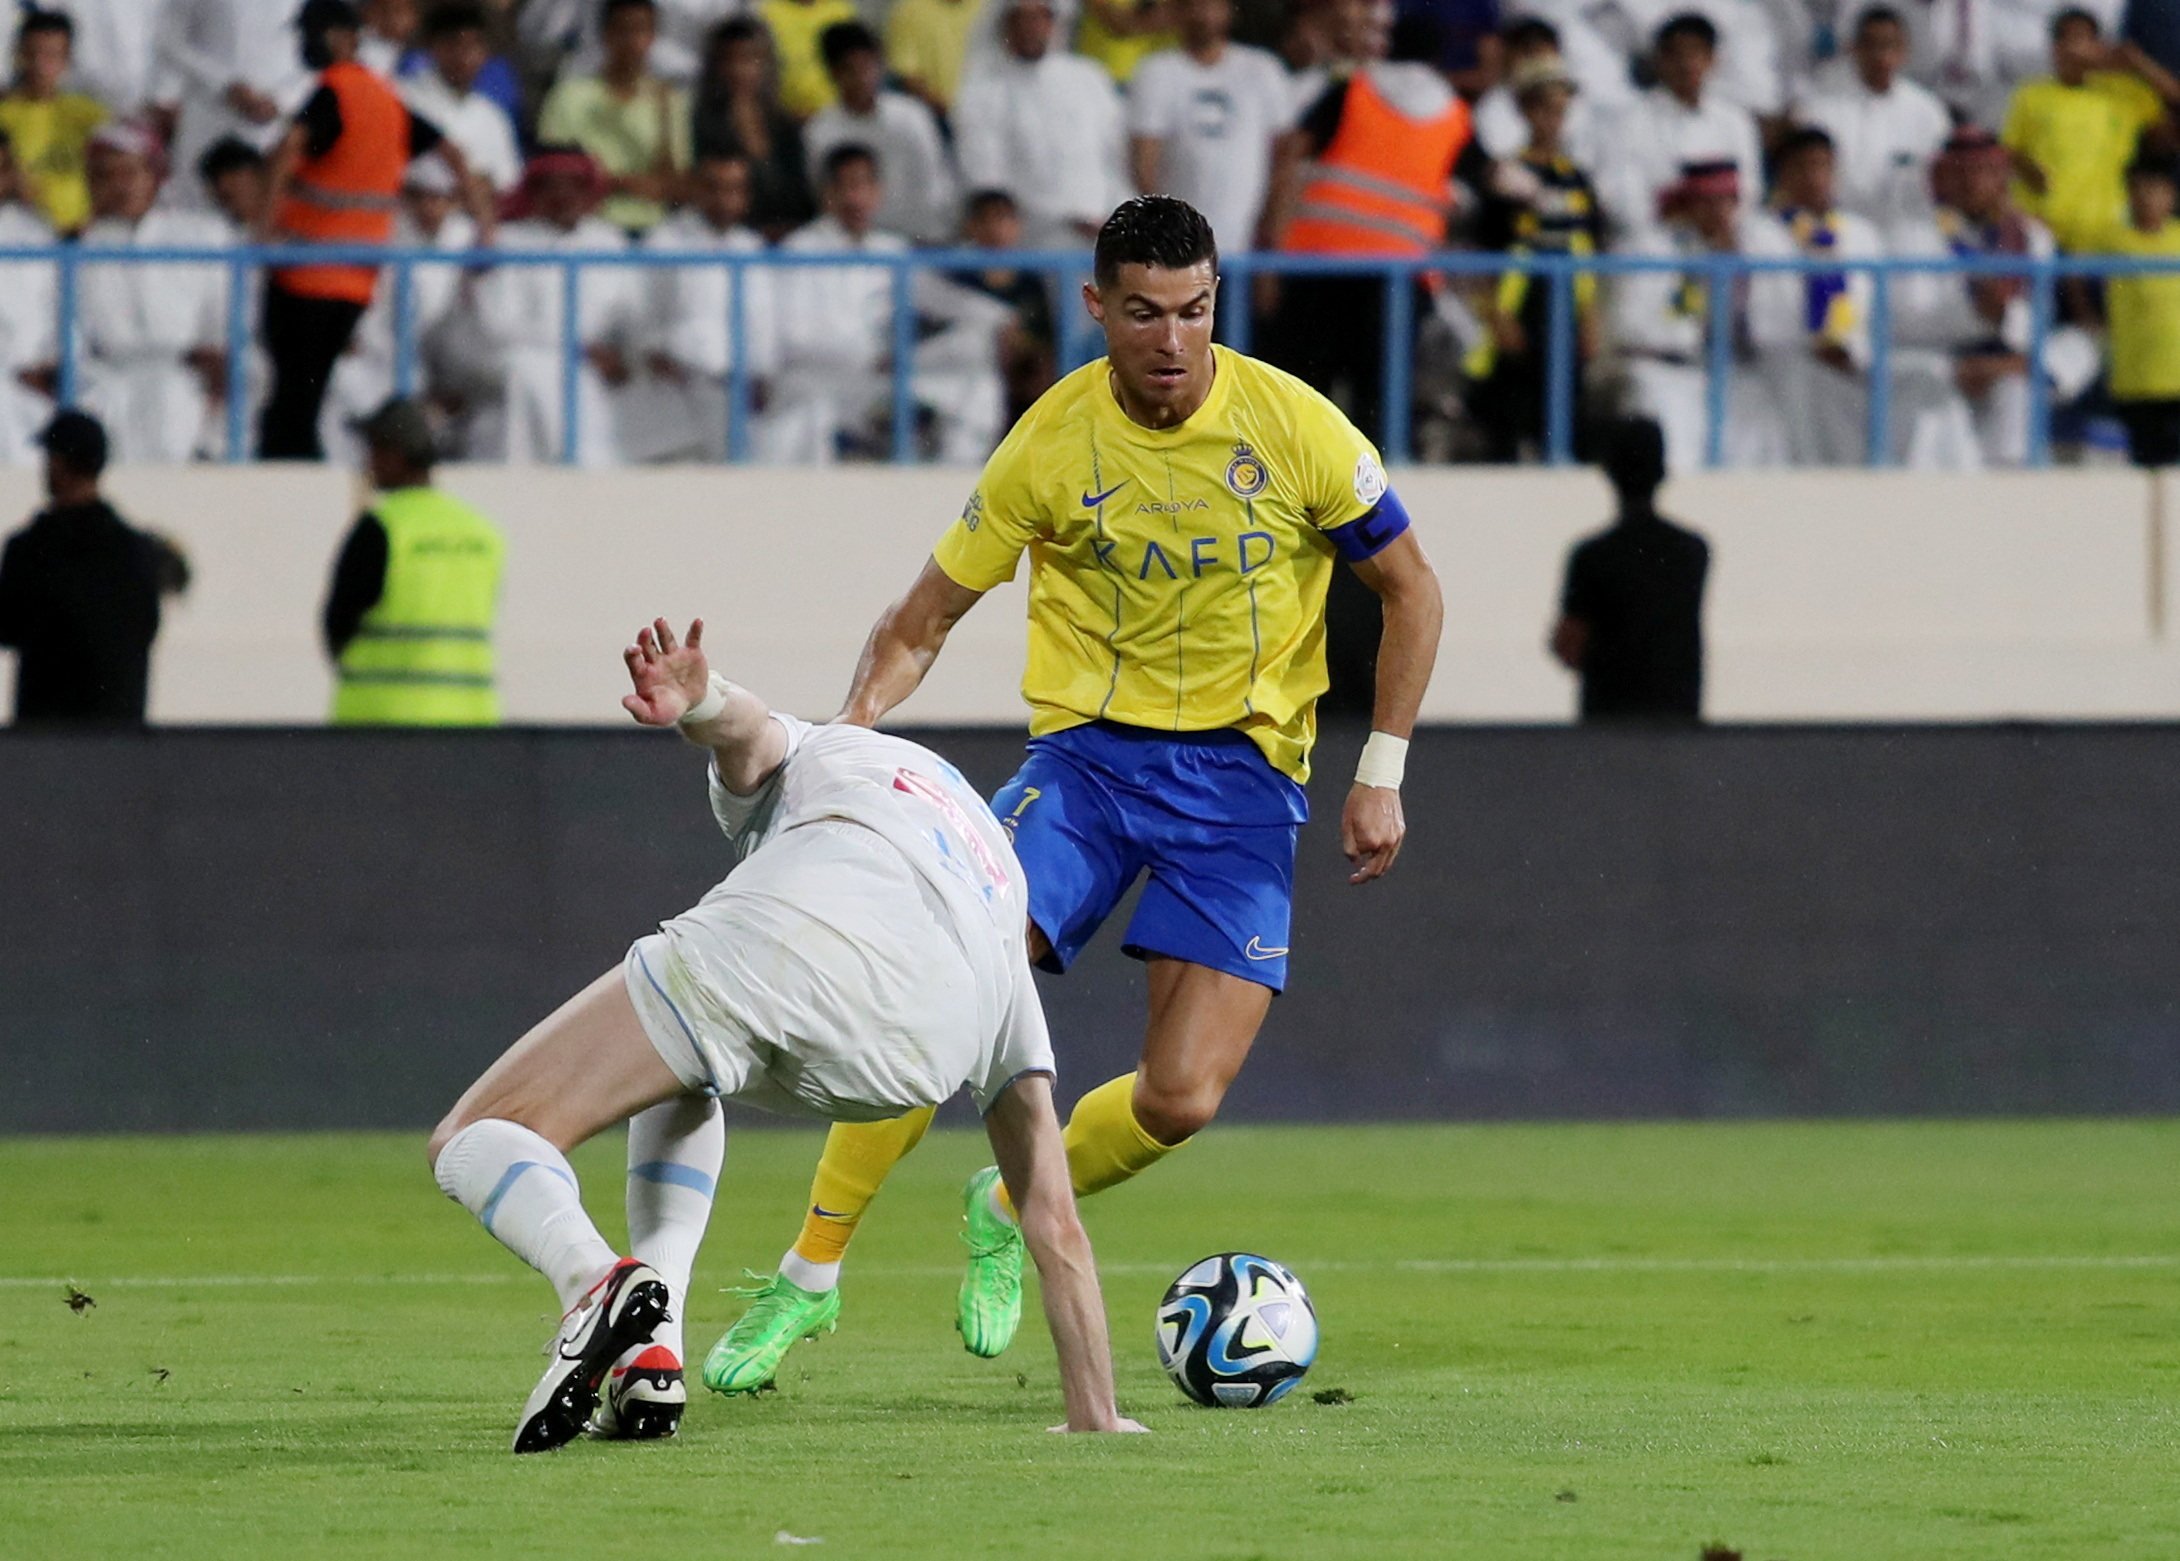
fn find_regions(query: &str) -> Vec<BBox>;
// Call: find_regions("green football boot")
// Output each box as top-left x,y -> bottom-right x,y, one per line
956,1167 -> 1025,1359
701,1271 -> 841,1395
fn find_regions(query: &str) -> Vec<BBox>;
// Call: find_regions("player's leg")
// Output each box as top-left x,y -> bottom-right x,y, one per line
700,1107 -> 934,1396
427,968 -> 692,1452
591,1094 -> 726,1439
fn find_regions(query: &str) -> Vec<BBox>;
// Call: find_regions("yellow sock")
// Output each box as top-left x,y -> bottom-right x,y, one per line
790,1106 -> 935,1266
997,1072 -> 1181,1218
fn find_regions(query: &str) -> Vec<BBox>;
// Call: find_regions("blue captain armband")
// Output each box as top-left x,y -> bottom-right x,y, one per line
1327,489 -> 1412,564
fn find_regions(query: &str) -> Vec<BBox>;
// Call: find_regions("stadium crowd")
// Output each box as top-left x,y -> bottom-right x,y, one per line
0,0 -> 2170,467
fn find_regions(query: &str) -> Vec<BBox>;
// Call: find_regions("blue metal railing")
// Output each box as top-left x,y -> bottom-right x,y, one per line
13,241 -> 2180,469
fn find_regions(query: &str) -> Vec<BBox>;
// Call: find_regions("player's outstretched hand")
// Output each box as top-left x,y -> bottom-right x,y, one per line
621,617 -> 710,727
1341,782 -> 1405,884
1047,1417 -> 1151,1434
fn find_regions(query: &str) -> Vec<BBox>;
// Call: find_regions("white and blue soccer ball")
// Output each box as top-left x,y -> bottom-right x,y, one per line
1155,1252 -> 1318,1408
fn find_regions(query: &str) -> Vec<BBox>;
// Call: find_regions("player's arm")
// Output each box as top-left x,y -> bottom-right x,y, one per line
1341,529 -> 1443,884
837,559 -> 986,727
982,1073 -> 1147,1434
621,616 -> 789,794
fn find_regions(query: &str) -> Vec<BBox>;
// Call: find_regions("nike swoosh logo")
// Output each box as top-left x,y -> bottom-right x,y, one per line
1080,481 -> 1128,509
1244,937 -> 1288,961
811,1204 -> 853,1220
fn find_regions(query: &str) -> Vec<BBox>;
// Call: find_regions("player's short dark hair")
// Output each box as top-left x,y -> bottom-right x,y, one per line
1655,11 -> 1717,52
820,19 -> 881,70
821,141 -> 879,183
710,15 -> 766,54
1852,5 -> 1906,38
1775,125 -> 1836,164
196,136 -> 266,185
2051,6 -> 2099,38
1094,195 -> 1217,287
19,9 -> 75,42
423,2 -> 490,39
1503,16 -> 1560,52
964,187 -> 1017,220
601,0 -> 656,21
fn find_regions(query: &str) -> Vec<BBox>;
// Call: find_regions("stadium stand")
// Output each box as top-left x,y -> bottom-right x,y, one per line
0,0 -> 2165,467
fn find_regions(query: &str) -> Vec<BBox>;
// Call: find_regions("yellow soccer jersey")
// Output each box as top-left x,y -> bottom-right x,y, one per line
932,347 -> 1398,784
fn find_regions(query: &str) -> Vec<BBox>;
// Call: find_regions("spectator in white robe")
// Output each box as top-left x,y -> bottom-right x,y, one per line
1611,158 -> 1789,469
1597,12 -> 1765,239
68,124 -> 232,463
1886,125 -> 2101,468
1743,125 -> 1884,465
632,150 -> 778,462
463,148 -> 644,467
1566,0 -> 1785,118
1794,5 -> 1951,230
804,21 -> 958,247
401,2 -> 524,200
952,0 -> 1128,248
1126,0 -> 1293,256
151,0 -> 314,210
762,142 -> 1011,463
321,158 -> 483,464
0,133 -> 57,464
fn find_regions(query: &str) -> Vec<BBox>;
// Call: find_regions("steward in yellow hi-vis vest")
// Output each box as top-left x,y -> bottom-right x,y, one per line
325,399 -> 504,726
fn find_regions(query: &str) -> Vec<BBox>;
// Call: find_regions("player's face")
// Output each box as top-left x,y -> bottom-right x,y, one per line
1088,260 -> 1217,418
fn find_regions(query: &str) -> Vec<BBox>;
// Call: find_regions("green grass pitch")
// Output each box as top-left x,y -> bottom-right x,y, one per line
3,1121 -> 2177,1559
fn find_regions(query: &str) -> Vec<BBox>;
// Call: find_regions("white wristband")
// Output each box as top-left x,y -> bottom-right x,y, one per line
1355,731 -> 1409,790
678,673 -> 733,727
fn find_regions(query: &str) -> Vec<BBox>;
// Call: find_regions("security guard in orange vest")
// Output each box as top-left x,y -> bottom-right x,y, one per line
323,398 -> 506,726
1264,5 -> 1476,450
256,0 -> 489,462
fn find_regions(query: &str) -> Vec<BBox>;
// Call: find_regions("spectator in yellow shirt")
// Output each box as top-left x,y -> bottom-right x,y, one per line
0,13 -> 107,234
2001,8 -> 2177,252
1077,0 -> 1177,84
759,0 -> 861,119
885,0 -> 986,116
537,0 -> 691,234
2101,152 -> 2180,466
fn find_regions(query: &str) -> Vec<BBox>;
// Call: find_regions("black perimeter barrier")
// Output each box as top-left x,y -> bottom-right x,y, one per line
3,723 -> 2176,1134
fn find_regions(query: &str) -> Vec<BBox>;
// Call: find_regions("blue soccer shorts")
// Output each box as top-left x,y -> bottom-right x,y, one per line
990,721 -> 1307,993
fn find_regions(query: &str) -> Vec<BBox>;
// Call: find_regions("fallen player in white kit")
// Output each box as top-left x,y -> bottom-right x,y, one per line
427,617 -> 1144,1451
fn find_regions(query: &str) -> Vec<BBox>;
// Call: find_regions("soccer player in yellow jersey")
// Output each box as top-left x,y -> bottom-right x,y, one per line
703,195 -> 1444,1392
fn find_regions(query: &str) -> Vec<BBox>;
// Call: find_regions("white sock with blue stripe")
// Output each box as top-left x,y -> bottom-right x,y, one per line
625,1096 -> 724,1360
435,1119 -> 619,1312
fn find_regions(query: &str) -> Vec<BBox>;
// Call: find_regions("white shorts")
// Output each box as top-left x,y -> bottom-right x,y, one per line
625,819 -> 1050,1121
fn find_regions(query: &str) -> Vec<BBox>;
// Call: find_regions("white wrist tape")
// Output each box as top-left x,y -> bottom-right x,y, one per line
1355,731 -> 1409,790
678,673 -> 733,727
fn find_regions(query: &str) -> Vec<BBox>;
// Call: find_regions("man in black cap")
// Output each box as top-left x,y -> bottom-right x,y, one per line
1549,415 -> 1709,724
323,397 -> 506,725
0,410 -> 189,726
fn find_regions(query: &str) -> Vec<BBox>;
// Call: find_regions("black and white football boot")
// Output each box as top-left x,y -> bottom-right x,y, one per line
588,1340 -> 688,1441
514,1258 -> 671,1454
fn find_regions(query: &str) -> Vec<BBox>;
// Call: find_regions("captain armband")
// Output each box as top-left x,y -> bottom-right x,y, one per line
1327,488 -> 1413,565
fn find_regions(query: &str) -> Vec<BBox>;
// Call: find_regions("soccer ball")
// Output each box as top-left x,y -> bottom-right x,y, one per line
1154,1252 -> 1318,1407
